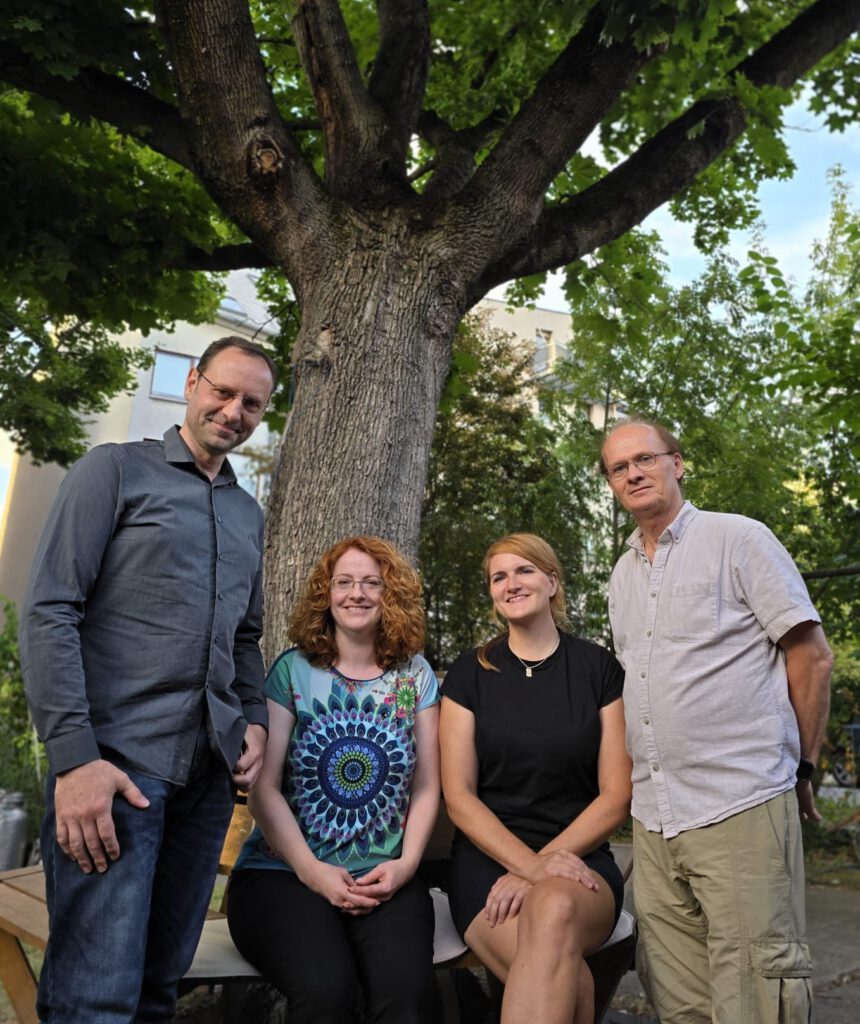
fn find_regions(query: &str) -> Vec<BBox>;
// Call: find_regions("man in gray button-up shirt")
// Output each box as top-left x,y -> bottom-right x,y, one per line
602,419 -> 832,1024
21,336 -> 277,1024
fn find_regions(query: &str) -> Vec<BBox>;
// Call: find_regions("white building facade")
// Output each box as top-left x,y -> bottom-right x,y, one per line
0,271 -> 276,611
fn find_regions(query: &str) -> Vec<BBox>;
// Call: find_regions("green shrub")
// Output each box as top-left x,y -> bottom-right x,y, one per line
0,598 -> 46,840
820,645 -> 860,785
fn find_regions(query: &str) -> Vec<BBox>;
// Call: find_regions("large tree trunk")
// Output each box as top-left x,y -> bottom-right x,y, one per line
263,218 -> 465,662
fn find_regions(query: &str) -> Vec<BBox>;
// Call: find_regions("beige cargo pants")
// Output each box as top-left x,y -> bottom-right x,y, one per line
633,791 -> 812,1023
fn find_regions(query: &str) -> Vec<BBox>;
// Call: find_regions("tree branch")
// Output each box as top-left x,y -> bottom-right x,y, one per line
0,41 -> 193,168
291,0 -> 404,198
368,0 -> 430,149
477,0 -> 860,292
469,22 -> 523,93
155,0 -> 331,284
176,242 -> 275,271
802,565 -> 860,581
417,108 -> 508,201
463,3 -> 647,222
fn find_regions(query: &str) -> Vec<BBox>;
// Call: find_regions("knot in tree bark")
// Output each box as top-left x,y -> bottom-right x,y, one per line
249,135 -> 284,176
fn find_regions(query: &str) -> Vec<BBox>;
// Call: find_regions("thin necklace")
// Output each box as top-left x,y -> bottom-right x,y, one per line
511,635 -> 560,678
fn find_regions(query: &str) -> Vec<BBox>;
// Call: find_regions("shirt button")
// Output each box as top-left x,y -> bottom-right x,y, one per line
216,516 -> 222,523
643,718 -> 650,726
646,630 -> 652,637
650,591 -> 656,598
652,764 -> 660,772
218,593 -> 224,601
640,671 -> 646,678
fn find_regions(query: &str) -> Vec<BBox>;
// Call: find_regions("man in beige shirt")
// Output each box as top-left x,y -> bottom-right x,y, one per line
602,419 -> 832,1024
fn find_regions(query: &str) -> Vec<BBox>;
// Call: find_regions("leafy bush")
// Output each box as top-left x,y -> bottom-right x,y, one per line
821,645 -> 860,785
0,598 -> 46,840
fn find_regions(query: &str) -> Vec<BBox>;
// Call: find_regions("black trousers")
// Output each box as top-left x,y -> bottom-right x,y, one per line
227,868 -> 439,1024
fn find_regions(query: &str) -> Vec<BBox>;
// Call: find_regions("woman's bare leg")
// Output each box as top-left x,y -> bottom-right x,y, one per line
464,908 -> 518,986
573,960 -> 595,1024
500,878 -> 615,1024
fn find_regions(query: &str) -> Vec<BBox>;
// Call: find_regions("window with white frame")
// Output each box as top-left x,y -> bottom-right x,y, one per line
219,294 -> 248,321
151,350 -> 195,401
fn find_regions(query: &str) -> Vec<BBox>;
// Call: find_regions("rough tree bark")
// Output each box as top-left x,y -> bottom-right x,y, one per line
262,225 -> 464,662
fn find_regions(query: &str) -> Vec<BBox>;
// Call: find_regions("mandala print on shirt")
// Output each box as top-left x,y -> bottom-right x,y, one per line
384,670 -> 418,720
290,684 -> 416,863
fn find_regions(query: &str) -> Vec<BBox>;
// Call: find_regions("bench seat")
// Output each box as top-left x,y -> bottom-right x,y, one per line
0,806 -> 635,1023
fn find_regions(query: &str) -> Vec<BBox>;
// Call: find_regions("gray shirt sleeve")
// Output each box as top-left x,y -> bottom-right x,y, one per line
230,513 -> 267,731
732,522 -> 820,644
19,446 -> 123,773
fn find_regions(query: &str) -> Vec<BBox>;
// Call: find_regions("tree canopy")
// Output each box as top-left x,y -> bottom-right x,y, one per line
419,171 -> 859,665
2,1 -> 857,645
420,313 -> 608,667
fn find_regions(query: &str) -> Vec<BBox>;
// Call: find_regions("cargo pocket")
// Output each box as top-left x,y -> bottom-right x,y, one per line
746,940 -> 812,1024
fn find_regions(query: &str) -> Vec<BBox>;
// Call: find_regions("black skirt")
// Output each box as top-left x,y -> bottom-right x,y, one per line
447,832 -> 624,940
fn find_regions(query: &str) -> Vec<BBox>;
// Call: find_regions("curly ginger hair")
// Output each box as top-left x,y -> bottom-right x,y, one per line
288,535 -> 425,671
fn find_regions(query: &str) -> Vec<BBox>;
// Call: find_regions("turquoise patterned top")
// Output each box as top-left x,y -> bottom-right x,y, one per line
234,648 -> 439,876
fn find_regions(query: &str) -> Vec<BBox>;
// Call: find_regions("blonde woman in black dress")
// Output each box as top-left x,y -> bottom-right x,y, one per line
440,533 -> 631,1024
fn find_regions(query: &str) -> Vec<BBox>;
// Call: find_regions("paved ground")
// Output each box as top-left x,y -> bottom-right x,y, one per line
612,880 -> 860,1023
805,885 -> 860,1023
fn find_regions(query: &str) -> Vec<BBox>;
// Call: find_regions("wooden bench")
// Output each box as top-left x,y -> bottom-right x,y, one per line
0,801 -> 477,1023
0,802 -> 635,1023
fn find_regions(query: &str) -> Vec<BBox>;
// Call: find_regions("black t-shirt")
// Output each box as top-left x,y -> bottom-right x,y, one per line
442,631 -> 624,851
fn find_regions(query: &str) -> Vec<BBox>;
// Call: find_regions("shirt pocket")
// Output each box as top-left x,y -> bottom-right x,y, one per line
663,580 -> 717,642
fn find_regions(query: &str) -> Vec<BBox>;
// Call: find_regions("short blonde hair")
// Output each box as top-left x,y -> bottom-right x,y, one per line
478,533 -> 571,670
288,536 -> 425,671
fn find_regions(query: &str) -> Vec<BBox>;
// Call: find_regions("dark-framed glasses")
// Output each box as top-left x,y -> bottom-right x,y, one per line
606,451 -> 676,481
330,575 -> 385,593
196,369 -> 269,416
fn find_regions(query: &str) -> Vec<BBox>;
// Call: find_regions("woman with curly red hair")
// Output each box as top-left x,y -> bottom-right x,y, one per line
228,536 -> 440,1023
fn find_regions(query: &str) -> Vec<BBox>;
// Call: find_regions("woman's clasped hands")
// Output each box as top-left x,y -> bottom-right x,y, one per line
300,857 -> 416,915
347,858 -> 415,905
299,859 -> 380,915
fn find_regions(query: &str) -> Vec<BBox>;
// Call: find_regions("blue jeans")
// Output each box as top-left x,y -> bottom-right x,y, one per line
38,759 -> 235,1024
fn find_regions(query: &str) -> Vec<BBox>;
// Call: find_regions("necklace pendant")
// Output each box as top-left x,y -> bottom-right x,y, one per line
525,666 -> 533,678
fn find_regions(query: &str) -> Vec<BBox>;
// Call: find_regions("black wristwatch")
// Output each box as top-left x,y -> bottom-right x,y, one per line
796,756 -> 816,782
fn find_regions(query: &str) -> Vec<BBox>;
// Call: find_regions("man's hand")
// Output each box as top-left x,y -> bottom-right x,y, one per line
796,779 -> 821,822
232,723 -> 267,790
54,760 -> 149,874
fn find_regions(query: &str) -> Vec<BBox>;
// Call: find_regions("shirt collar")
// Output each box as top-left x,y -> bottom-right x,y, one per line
626,500 -> 698,554
162,425 -> 238,485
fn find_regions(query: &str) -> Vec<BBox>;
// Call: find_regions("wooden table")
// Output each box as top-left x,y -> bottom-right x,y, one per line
0,802 -> 256,1024
0,866 -> 46,1024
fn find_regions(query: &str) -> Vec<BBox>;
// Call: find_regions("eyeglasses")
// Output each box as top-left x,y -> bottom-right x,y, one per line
330,576 -> 385,593
605,451 -> 676,481
196,370 -> 269,416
